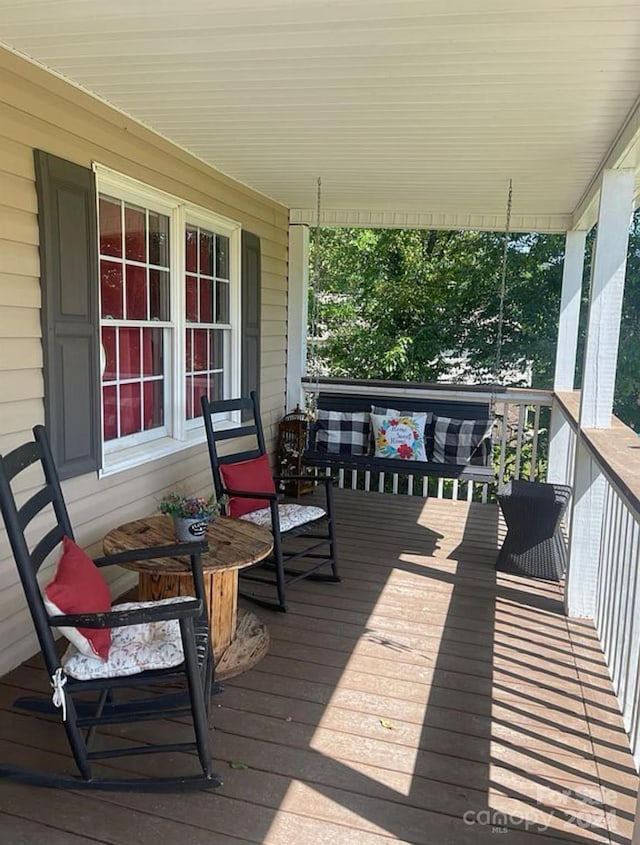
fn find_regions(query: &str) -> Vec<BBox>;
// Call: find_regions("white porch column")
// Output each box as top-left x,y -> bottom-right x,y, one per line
554,230 -> 587,391
565,168 -> 634,618
286,224 -> 310,411
580,169 -> 634,428
547,230 -> 587,485
546,400 -> 573,486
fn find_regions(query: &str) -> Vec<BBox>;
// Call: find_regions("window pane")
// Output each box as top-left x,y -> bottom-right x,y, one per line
149,269 -> 169,320
119,328 -> 141,379
200,278 -> 213,323
142,328 -> 163,376
103,385 -> 118,441
185,328 -> 193,371
148,211 -> 169,267
200,231 -> 214,276
192,374 -> 209,418
185,375 -> 194,420
185,227 -> 198,273
209,373 -> 223,402
211,329 -> 224,369
100,260 -> 123,319
101,327 -> 117,381
186,276 -> 198,322
216,235 -> 229,279
99,197 -> 122,258
143,381 -> 164,430
120,382 -> 142,436
125,205 -> 146,262
126,265 -> 147,320
216,280 -> 229,323
193,329 -> 208,371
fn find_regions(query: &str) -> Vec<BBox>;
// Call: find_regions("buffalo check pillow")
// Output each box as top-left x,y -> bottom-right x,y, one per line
315,410 -> 370,455
432,416 -> 494,465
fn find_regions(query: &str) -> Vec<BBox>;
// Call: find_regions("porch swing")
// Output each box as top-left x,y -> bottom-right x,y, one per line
302,180 -> 515,489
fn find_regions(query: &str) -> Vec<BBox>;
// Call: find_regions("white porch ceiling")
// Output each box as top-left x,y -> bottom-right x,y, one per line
2,0 -> 640,232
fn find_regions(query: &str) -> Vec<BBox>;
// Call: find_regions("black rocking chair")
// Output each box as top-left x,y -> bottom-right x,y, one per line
201,392 -> 340,612
0,425 -> 220,791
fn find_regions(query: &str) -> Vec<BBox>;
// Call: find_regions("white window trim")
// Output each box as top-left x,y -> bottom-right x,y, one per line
94,164 -> 242,478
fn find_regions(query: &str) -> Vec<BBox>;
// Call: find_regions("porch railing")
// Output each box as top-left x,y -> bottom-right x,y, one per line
304,380 -> 553,501
554,399 -> 640,768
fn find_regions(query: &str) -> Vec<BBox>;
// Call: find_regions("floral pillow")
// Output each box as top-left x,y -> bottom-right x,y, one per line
370,413 -> 428,461
371,405 -> 434,458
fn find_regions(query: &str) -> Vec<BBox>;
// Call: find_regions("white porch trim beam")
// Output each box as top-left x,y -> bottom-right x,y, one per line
565,168 -> 634,619
286,224 -> 309,412
573,93 -> 640,232
289,208 -> 572,235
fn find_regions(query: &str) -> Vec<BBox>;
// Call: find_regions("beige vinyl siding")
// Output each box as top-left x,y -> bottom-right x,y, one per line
0,48 -> 290,676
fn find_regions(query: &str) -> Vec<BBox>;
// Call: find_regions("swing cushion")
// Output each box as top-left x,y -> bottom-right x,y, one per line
432,416 -> 494,465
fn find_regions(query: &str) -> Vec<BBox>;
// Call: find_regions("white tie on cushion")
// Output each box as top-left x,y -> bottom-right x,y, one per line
61,597 -> 194,681
239,503 -> 325,533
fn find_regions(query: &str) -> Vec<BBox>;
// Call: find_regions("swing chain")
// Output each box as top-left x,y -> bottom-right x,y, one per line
307,176 -> 323,413
494,179 -> 512,381
489,179 -> 513,425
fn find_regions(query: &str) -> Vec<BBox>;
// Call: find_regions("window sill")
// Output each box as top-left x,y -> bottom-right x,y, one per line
99,429 -> 207,478
98,415 -> 239,478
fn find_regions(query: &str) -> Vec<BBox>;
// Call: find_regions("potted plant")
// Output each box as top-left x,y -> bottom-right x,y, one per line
159,492 -> 220,542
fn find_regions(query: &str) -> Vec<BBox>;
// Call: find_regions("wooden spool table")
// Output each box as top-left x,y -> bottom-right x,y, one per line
103,515 -> 273,680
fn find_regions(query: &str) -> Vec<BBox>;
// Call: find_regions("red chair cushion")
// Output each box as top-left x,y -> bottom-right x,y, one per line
219,454 -> 276,517
44,536 -> 112,660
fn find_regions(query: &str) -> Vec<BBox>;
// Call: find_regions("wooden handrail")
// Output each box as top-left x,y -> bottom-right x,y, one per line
554,389 -> 640,518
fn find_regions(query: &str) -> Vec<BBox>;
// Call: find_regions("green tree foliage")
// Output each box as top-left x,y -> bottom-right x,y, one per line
309,227 -> 564,388
576,221 -> 640,432
614,218 -> 640,431
310,223 -> 639,431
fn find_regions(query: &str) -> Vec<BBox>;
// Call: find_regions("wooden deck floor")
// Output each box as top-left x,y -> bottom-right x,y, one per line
0,490 -> 637,844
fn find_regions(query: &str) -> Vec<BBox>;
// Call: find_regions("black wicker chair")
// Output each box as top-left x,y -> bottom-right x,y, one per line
201,392 -> 339,612
0,425 -> 220,791
496,479 -> 572,582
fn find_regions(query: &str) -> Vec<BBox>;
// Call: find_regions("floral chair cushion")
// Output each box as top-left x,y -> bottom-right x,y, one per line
239,502 -> 326,533
61,597 -> 193,681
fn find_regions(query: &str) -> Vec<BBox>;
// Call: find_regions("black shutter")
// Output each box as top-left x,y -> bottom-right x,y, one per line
241,231 -> 261,420
34,151 -> 101,479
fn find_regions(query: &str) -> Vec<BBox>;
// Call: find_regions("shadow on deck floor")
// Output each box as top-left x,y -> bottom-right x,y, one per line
0,489 -> 636,844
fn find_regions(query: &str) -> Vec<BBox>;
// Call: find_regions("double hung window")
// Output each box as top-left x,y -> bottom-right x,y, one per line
184,222 -> 231,422
96,169 -> 240,473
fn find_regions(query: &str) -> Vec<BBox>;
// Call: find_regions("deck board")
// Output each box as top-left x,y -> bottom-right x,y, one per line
0,489 -> 636,844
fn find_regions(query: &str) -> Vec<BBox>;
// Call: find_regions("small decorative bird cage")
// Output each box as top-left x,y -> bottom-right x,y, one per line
277,405 -> 314,497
